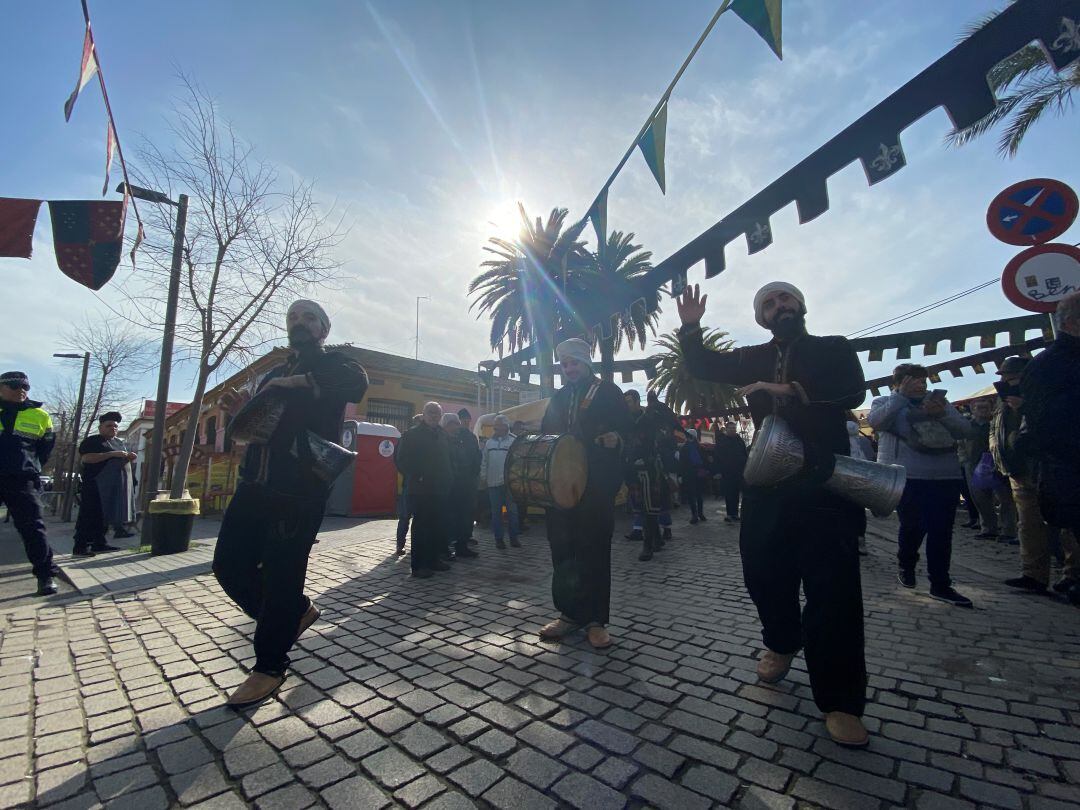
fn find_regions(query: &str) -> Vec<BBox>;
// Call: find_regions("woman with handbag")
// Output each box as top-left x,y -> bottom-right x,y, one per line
869,364 -> 974,607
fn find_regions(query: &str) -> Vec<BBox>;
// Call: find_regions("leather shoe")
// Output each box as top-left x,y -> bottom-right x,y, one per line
539,617 -> 578,641
756,650 -> 795,684
91,544 -> 123,553
1004,576 -> 1047,593
638,550 -> 653,561
72,547 -> 95,558
412,568 -> 434,579
825,712 -> 869,747
36,576 -> 58,596
226,671 -> 286,708
432,560 -> 451,572
294,601 -> 321,643
455,547 -> 479,559
587,625 -> 613,649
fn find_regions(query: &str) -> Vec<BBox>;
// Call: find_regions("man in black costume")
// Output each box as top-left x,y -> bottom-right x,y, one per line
395,402 -> 453,577
623,389 -> 668,562
74,412 -> 136,555
538,339 -> 630,649
713,420 -> 749,521
677,281 -> 870,747
443,411 -> 481,560
214,300 -> 368,707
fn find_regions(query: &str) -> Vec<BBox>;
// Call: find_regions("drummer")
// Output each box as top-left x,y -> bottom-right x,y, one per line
538,338 -> 630,649
213,300 -> 368,708
676,282 -> 871,747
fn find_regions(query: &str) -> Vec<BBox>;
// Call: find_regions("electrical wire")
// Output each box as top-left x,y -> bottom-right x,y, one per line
846,278 -> 999,339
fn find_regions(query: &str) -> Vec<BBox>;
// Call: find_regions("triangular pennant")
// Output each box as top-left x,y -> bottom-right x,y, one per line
588,188 -> 608,251
731,0 -> 783,60
64,24 -> 99,121
637,103 -> 668,194
103,122 -> 116,196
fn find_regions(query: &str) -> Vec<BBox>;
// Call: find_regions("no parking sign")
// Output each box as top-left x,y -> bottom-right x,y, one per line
986,178 -> 1078,246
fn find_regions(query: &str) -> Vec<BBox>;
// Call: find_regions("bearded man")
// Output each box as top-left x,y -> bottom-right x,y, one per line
213,300 -> 368,708
677,282 -> 870,747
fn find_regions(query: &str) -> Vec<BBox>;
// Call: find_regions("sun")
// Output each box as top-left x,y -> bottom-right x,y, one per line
480,200 -> 525,242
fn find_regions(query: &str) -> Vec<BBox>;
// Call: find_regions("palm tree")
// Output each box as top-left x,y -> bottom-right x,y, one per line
947,5 -> 1079,156
649,328 -> 741,414
587,231 -> 662,383
469,204 -> 591,394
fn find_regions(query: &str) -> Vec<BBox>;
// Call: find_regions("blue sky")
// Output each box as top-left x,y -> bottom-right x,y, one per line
1,0 -> 1076,410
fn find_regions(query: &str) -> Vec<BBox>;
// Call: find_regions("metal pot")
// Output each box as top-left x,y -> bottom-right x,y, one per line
744,415 -> 906,517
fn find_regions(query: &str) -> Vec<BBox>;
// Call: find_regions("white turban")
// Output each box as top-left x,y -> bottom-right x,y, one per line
555,338 -> 593,370
753,282 -> 806,328
288,299 -> 331,339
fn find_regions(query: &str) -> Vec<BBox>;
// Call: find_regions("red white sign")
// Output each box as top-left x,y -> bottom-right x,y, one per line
1001,243 -> 1080,313
987,178 -> 1078,246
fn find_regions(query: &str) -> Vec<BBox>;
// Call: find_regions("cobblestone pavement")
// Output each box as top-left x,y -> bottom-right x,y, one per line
1,505 -> 1078,809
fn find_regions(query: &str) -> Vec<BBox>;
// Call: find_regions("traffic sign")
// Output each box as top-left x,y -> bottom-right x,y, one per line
1001,243 -> 1080,313
986,178 -> 1078,246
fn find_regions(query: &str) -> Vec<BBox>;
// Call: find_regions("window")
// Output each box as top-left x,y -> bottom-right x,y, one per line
365,399 -> 414,433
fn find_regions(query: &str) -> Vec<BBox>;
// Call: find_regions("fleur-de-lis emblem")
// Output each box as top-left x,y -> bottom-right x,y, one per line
749,222 -> 771,245
870,143 -> 902,173
1052,17 -> 1080,53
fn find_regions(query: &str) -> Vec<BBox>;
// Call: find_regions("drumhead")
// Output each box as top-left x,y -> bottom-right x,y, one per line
549,436 -> 587,509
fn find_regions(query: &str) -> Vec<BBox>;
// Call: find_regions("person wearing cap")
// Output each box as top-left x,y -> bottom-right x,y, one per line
1016,291 -> 1080,604
990,355 -> 1074,593
678,281 -> 871,748
213,299 -> 369,707
74,411 -> 137,556
538,338 -> 630,649
0,371 -> 60,595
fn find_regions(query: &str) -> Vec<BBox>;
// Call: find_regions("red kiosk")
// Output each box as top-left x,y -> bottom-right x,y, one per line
326,421 -> 400,517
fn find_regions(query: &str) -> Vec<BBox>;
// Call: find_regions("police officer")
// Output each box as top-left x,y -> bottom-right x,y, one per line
0,371 -> 59,595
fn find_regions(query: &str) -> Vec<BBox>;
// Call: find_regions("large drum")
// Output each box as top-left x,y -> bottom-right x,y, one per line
506,434 -> 587,510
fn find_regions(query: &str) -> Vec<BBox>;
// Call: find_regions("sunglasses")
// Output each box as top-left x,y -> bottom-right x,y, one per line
2,382 -> 30,391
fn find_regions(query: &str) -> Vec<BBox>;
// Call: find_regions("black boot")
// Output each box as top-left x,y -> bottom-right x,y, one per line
625,529 -> 643,542
37,576 -> 58,596
661,527 -> 672,541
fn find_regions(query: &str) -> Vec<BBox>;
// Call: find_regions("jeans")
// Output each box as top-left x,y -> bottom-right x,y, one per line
963,464 -> 1017,535
684,474 -> 705,519
740,485 -> 866,715
0,476 -> 55,578
896,479 -> 961,589
487,486 -> 519,542
396,485 -> 412,547
213,483 -> 324,674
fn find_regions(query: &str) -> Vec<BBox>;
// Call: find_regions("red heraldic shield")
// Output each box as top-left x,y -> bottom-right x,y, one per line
48,200 -> 126,290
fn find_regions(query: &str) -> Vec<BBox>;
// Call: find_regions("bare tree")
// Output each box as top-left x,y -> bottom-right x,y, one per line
54,318 -> 155,438
124,76 -> 345,498
40,318 -> 152,493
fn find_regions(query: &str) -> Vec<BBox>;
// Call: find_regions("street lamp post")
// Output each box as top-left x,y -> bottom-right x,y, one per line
48,411 -> 67,515
415,296 -> 430,361
116,183 -> 189,541
54,352 -> 90,522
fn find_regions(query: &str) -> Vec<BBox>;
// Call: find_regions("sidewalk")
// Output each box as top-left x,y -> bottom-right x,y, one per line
1,506 -> 1078,809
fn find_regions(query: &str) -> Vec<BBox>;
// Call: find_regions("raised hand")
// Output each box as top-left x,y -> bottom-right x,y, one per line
677,284 -> 707,325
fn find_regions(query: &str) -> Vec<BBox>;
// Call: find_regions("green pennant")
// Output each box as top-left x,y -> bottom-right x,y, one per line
637,103 -> 668,194
732,0 -> 782,60
589,188 -> 608,251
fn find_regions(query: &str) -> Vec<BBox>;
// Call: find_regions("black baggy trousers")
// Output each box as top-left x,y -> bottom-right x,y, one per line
410,489 -> 448,572
740,484 -> 867,716
545,486 -> 615,626
213,482 -> 324,675
0,476 -> 55,578
73,479 -> 107,551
